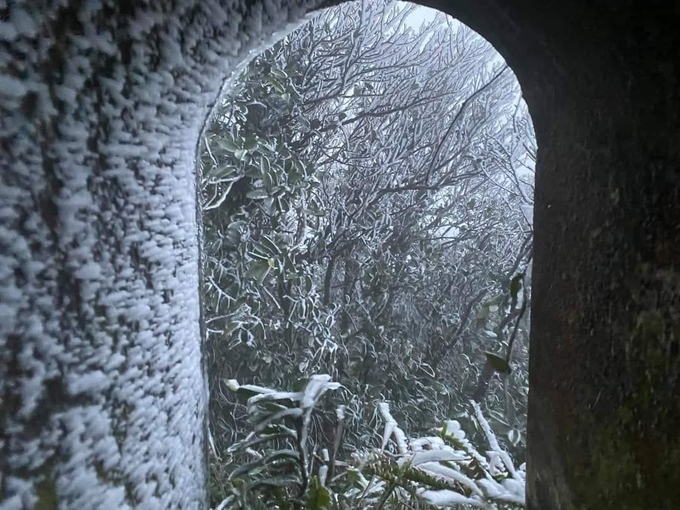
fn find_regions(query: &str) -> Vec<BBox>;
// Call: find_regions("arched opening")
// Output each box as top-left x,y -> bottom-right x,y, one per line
200,2 -> 535,507
2,1 -> 679,509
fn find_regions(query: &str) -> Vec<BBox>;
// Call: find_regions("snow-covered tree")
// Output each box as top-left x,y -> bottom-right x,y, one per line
201,4 -> 536,505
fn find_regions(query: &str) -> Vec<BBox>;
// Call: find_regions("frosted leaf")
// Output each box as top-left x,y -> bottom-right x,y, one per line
409,449 -> 467,466
443,419 -> 466,440
319,465 -> 328,486
502,478 -> 525,497
378,402 -> 409,454
477,478 -> 504,498
301,374 -> 340,408
419,489 -> 491,509
411,436 -> 446,451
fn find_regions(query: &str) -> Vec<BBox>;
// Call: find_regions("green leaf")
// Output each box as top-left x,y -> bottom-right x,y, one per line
233,149 -> 248,161
277,196 -> 289,213
212,165 -> 240,180
226,382 -> 265,400
484,351 -> 512,374
271,67 -> 288,79
224,221 -> 246,246
247,247 -> 271,261
229,449 -> 300,480
227,432 -> 295,454
259,235 -> 283,256
263,196 -> 274,212
246,260 -> 271,284
270,78 -> 286,93
244,165 -> 261,178
253,407 -> 304,432
216,138 -> 239,152
298,116 -> 311,132
242,135 -> 258,150
307,477 -> 332,509
246,189 -> 270,200
303,275 -> 313,293
260,155 -> 271,176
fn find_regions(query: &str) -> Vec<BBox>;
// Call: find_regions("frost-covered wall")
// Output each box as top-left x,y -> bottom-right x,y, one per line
0,1 -> 325,507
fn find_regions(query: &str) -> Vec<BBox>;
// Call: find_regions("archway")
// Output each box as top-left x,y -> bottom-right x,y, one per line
201,5 -> 536,506
1,1 -> 678,509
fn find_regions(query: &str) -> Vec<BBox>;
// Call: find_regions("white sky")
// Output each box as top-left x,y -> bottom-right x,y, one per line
403,3 -> 442,28
401,2 -> 506,67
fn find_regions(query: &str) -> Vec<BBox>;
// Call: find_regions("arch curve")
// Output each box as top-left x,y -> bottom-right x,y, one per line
1,1 -> 678,509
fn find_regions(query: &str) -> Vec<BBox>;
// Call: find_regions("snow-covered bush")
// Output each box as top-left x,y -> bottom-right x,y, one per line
203,0 -> 535,473
211,376 -> 524,509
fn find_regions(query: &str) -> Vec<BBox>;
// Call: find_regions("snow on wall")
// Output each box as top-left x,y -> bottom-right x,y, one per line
0,0 -> 326,507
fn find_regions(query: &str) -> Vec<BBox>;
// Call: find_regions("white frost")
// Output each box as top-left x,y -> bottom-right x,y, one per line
379,402 -> 409,454
0,74 -> 27,98
419,489 -> 491,509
